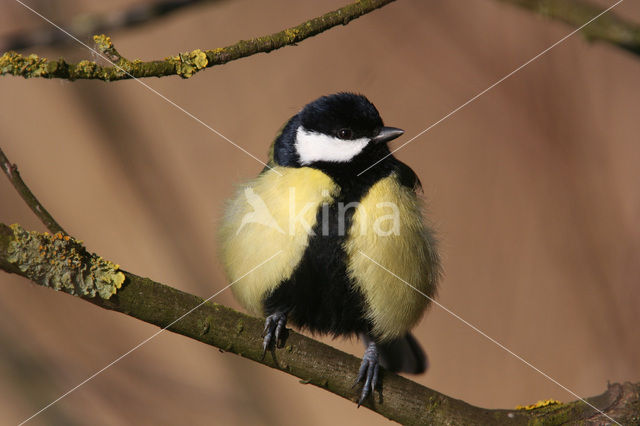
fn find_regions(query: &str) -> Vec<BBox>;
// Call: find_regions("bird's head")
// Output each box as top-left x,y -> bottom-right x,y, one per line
272,93 -> 403,171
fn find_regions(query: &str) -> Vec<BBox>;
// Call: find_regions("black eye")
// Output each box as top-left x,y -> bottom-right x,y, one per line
337,128 -> 353,140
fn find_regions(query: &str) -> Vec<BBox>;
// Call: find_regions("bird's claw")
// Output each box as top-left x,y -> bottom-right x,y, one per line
354,342 -> 380,406
262,311 -> 288,359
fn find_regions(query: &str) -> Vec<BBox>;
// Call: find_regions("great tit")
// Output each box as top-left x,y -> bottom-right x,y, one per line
219,93 -> 440,405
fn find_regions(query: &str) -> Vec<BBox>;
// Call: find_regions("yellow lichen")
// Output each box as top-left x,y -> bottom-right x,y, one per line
173,49 -> 208,78
284,28 -> 300,41
7,224 -> 124,299
93,34 -> 113,52
77,60 -> 97,74
191,49 -> 208,69
516,399 -> 562,410
0,51 -> 49,78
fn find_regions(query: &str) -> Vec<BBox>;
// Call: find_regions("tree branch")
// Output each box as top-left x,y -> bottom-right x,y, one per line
0,0 -> 221,53
1,222 -> 638,424
496,0 -> 640,56
0,147 -> 66,235
0,0 -> 397,81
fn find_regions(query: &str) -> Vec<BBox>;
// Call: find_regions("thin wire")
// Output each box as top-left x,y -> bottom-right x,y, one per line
359,251 -> 621,425
13,0 -> 281,176
358,0 -> 624,176
19,251 -> 282,425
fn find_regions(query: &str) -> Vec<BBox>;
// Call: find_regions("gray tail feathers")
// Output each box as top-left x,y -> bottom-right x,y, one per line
361,333 -> 428,374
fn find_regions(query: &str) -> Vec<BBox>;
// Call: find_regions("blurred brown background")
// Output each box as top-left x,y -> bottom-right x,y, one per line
1,0 -> 639,424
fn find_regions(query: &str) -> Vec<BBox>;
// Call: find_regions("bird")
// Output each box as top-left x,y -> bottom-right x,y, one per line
218,92 -> 440,405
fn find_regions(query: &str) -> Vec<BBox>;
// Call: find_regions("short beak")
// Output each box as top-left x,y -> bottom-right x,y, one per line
371,127 -> 404,144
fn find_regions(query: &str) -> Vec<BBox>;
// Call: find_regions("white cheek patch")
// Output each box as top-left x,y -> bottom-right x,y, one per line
295,126 -> 370,165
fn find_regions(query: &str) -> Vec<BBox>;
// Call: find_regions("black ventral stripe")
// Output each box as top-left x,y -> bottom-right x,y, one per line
262,155 -> 413,338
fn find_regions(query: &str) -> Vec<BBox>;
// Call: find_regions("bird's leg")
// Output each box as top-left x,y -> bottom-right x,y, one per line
354,341 -> 380,406
262,311 -> 288,358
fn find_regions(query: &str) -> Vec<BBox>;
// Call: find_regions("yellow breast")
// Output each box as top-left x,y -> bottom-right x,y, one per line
218,166 -> 338,315
344,174 -> 439,341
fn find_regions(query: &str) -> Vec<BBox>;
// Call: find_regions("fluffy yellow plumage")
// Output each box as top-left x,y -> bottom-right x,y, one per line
345,174 -> 438,341
219,166 -> 338,315
219,167 -> 438,342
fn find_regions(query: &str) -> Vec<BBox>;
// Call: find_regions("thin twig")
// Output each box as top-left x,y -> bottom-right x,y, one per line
497,0 -> 640,55
0,0 -> 397,80
0,147 -> 66,235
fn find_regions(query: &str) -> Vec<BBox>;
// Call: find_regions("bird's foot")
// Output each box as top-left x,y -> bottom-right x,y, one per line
354,341 -> 380,407
262,311 -> 288,359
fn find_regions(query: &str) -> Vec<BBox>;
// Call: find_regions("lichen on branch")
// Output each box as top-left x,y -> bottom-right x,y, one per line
6,224 -> 124,299
0,0 -> 397,81
0,222 -> 638,424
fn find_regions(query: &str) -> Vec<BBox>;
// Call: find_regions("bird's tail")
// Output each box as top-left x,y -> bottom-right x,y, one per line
361,333 -> 427,374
